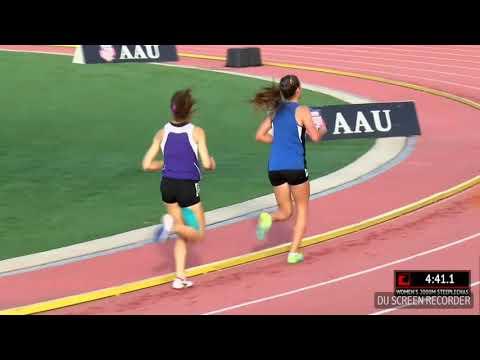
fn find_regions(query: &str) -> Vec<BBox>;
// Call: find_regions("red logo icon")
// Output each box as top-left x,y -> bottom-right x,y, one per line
396,272 -> 411,287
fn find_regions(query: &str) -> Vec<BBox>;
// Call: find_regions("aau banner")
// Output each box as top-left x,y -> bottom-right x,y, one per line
73,45 -> 179,64
310,101 -> 421,140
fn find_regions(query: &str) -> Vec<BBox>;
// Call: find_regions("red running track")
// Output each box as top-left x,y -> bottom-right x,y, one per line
47,186 -> 480,314
0,46 -> 478,314
177,45 -> 480,101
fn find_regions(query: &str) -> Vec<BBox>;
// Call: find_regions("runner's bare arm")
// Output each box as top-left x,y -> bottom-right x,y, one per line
194,127 -> 216,171
255,116 -> 273,144
297,106 -> 325,142
142,130 -> 164,171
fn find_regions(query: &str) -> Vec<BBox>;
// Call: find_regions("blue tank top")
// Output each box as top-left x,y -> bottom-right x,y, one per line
161,122 -> 201,181
268,102 -> 306,171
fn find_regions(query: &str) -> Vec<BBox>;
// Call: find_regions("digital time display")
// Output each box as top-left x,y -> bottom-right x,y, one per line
395,270 -> 470,289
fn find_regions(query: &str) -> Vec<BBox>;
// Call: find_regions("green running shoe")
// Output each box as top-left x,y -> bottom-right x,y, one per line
287,252 -> 304,264
256,212 -> 272,240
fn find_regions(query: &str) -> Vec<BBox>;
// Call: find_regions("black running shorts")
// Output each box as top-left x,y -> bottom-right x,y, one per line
160,177 -> 200,208
268,169 -> 309,187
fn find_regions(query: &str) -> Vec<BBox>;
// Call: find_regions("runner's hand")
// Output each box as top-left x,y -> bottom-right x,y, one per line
312,114 -> 326,130
209,156 -> 216,171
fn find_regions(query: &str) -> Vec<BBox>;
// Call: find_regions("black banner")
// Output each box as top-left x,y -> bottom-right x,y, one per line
78,45 -> 179,64
310,101 -> 421,140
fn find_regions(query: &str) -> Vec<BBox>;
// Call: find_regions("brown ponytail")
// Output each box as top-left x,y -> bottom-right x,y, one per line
170,88 -> 196,122
250,75 -> 301,113
250,83 -> 282,112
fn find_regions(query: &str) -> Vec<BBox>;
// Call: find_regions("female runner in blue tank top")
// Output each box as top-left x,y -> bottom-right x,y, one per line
251,75 -> 327,264
142,89 -> 216,289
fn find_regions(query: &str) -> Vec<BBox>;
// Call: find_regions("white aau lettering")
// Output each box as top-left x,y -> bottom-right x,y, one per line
145,45 -> 160,59
333,112 -> 353,134
120,46 -> 134,59
133,45 -> 148,59
120,45 -> 160,60
333,110 -> 393,135
371,110 -> 392,132
354,111 -> 375,133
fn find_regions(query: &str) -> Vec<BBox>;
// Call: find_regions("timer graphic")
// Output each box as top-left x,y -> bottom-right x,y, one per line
395,270 -> 470,289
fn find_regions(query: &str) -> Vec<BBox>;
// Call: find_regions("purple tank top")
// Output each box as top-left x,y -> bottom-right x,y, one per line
161,122 -> 201,181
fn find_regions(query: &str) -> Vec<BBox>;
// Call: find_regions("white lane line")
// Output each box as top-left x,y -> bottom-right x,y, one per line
255,52 -> 480,80
268,62 -> 480,91
179,46 -> 480,71
370,281 -> 480,315
179,45 -> 480,66
261,50 -> 480,73
263,45 -> 480,65
439,46 -> 480,53
294,64 -> 480,91
372,45 -> 480,56
202,232 -> 480,315
289,45 -> 480,59
179,47 -> 480,90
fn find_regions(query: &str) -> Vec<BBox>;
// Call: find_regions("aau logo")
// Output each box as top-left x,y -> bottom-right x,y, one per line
119,45 -> 161,60
78,45 -> 178,64
99,45 -> 116,62
332,110 -> 393,135
309,102 -> 420,140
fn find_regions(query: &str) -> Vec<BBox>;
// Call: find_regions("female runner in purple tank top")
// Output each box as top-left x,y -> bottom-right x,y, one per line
142,89 -> 216,289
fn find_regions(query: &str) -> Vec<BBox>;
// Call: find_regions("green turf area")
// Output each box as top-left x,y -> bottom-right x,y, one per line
0,51 -> 374,260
